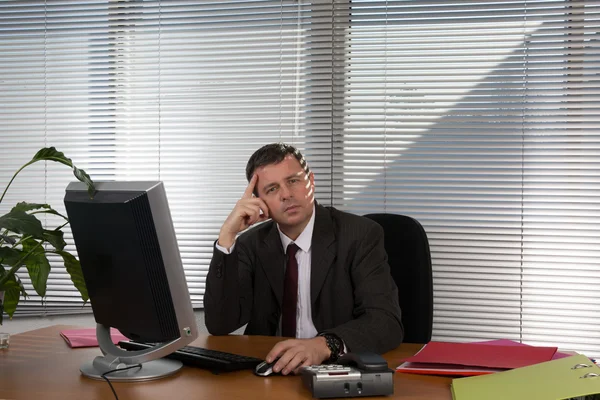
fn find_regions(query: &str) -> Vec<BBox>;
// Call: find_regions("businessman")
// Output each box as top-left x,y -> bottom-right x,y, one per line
204,143 -> 403,375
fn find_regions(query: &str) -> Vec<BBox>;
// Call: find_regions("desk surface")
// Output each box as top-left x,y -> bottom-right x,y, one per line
0,325 -> 452,400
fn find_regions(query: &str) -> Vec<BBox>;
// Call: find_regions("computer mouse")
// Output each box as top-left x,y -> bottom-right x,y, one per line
254,360 -> 280,377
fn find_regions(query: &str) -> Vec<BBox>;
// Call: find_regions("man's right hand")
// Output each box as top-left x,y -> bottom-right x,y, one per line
218,174 -> 270,249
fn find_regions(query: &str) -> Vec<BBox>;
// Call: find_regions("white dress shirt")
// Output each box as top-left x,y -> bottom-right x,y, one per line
215,205 -> 318,339
277,205 -> 317,339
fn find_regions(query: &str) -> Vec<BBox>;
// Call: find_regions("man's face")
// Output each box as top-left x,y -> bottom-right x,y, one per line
255,155 -> 315,238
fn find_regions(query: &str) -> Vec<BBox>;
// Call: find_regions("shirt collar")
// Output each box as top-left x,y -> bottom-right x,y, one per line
278,204 -> 316,253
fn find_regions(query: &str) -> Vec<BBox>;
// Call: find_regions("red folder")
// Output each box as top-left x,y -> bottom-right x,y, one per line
396,340 -> 559,377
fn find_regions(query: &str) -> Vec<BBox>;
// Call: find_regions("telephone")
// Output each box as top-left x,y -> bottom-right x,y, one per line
300,352 -> 394,398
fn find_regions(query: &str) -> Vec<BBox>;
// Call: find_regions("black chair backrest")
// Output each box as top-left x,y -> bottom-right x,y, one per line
364,213 -> 433,344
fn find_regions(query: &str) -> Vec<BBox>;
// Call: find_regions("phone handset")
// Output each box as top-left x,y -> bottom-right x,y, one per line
337,351 -> 390,372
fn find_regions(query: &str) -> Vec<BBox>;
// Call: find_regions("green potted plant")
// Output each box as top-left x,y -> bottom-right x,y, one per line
0,147 -> 95,324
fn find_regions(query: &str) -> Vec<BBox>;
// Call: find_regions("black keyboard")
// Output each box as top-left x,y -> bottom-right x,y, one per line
118,340 -> 263,373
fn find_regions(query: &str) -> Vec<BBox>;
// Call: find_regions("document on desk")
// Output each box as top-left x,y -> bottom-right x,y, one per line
60,327 -> 128,348
396,340 -> 559,376
451,354 -> 600,400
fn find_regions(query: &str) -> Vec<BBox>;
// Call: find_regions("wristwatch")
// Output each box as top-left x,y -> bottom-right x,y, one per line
318,332 -> 344,363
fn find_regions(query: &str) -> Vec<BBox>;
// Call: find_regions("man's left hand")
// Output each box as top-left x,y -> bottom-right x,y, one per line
265,336 -> 331,375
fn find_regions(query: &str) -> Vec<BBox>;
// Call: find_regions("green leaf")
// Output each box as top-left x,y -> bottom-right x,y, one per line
31,147 -> 96,199
0,247 -> 26,267
31,147 -> 74,167
11,202 -> 68,220
0,268 -> 27,296
11,202 -> 52,213
1,262 -> 8,292
0,210 -> 44,238
22,238 -> 50,297
3,286 -> 21,319
1,273 -> 27,319
42,229 -> 66,251
55,250 -> 88,302
73,166 -> 95,199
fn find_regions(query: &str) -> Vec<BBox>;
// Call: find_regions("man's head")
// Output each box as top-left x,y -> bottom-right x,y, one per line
246,143 -> 310,187
246,143 -> 314,239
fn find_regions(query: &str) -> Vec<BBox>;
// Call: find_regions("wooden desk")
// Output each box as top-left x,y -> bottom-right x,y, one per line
0,325 -> 452,400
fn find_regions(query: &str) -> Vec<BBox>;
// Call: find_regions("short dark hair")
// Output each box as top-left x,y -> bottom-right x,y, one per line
245,143 -> 310,184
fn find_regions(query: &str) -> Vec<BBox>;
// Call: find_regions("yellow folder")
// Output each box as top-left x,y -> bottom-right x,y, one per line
451,354 -> 600,400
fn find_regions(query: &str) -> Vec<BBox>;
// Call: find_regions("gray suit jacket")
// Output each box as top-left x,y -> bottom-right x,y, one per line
203,204 -> 404,354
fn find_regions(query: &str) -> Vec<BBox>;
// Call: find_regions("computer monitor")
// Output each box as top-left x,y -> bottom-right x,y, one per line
64,181 -> 199,381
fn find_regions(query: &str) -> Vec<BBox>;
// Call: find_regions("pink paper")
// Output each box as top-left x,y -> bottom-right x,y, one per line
60,328 -> 129,348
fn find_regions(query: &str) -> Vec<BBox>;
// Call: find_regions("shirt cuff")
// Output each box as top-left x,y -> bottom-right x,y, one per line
215,240 -> 236,254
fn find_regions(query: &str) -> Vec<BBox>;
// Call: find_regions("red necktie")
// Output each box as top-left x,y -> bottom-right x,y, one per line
282,243 -> 299,337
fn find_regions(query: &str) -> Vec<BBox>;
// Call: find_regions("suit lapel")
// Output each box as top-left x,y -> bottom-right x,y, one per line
257,223 -> 285,307
311,205 -> 336,306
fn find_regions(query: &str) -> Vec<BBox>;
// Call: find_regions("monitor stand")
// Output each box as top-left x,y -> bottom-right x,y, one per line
80,324 -> 183,382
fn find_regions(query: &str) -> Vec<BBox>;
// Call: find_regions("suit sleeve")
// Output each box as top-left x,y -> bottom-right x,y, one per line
326,223 -> 404,354
203,240 -> 254,335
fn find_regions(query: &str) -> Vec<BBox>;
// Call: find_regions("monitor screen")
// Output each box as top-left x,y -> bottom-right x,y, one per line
64,181 -> 198,380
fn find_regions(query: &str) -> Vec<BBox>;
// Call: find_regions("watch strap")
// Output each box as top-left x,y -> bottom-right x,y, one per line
318,332 -> 343,363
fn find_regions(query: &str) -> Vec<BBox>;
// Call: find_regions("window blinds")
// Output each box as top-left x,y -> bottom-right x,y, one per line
1,0 -> 599,358
0,0 -> 335,314
333,0 -> 600,356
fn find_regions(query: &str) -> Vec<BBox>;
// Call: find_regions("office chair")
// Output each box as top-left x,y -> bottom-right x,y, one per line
364,213 -> 433,344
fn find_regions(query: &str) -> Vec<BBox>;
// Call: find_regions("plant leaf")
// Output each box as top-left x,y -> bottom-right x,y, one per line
0,247 -> 26,267
32,147 -> 73,167
3,286 -> 22,319
22,238 -> 50,297
7,206 -> 68,251
0,210 -> 44,238
11,202 -> 51,213
1,273 -> 27,319
73,166 -> 95,199
31,147 -> 96,199
11,202 -> 68,220
0,268 -> 27,296
55,250 -> 88,302
0,262 -> 5,293
42,229 -> 66,251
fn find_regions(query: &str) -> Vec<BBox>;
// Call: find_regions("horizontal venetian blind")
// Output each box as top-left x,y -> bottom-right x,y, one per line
332,0 -> 600,356
0,0 -> 334,315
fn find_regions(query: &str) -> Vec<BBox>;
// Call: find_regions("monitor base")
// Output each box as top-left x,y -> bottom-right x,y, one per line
80,358 -> 183,382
